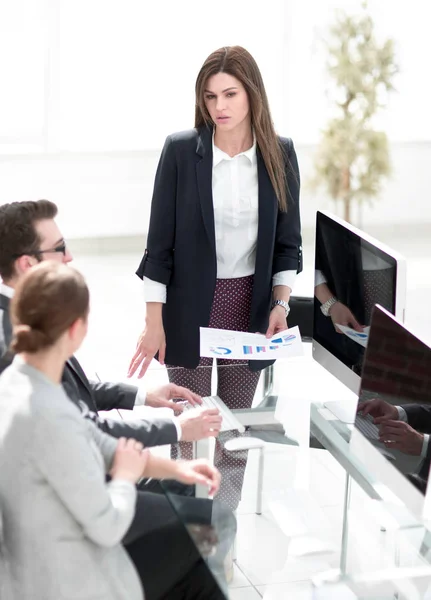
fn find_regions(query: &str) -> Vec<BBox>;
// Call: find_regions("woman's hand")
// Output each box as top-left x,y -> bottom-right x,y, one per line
142,456 -> 220,496
110,438 -> 149,483
174,459 -> 221,497
329,302 -> 363,333
128,320 -> 166,379
265,306 -> 288,339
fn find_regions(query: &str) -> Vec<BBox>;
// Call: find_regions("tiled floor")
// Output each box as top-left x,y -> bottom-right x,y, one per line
71,228 -> 431,599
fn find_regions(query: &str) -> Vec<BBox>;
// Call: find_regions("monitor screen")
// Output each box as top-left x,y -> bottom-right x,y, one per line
357,305 -> 431,495
313,211 -> 406,395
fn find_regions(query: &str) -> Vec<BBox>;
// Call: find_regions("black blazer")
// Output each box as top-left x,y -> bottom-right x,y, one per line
0,294 -> 178,447
403,404 -> 431,483
402,404 -> 431,433
136,126 -> 303,370
314,222 -> 365,369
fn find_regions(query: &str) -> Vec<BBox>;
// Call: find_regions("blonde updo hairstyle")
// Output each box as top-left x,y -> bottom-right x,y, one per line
10,261 -> 89,354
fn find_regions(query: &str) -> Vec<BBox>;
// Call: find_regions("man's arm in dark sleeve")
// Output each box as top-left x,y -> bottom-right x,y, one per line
402,404 -> 431,433
79,403 -> 178,447
88,380 -> 137,412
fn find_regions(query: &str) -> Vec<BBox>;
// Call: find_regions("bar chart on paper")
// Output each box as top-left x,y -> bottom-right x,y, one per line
200,326 -> 303,360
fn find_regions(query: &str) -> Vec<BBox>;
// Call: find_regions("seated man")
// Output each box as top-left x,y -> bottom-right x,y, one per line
0,200 -> 222,448
0,200 -> 231,599
358,397 -> 430,490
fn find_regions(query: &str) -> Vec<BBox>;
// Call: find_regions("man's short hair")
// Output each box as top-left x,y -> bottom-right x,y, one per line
0,200 -> 58,281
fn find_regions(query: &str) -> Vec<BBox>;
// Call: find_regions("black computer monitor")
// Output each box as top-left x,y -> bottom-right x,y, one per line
313,211 -> 407,397
358,305 -> 431,497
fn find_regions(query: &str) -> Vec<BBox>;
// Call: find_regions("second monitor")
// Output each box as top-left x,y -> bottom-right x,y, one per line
313,210 -> 407,398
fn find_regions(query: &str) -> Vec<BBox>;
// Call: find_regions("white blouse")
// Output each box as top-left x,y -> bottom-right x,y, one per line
144,137 -> 296,303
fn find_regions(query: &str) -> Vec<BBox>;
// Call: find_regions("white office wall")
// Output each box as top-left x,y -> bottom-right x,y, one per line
0,0 -> 431,238
1,141 -> 429,240
284,0 -> 431,144
0,0 -> 287,152
50,0 -> 288,151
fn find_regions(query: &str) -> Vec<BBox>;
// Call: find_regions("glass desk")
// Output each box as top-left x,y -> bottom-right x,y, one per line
160,403 -> 431,599
95,359 -> 431,598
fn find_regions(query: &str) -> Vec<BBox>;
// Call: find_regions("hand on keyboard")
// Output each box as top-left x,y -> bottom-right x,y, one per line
357,398 -> 399,424
180,396 -> 245,433
354,414 -> 379,440
145,383 -> 202,411
177,407 -> 222,442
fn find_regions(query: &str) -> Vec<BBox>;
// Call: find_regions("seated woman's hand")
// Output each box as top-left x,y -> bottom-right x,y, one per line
110,437 -> 149,483
128,321 -> 166,379
174,459 -> 221,497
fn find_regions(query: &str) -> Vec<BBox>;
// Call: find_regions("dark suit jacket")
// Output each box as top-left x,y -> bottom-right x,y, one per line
136,126 -> 303,370
0,293 -> 177,447
0,294 -> 13,374
403,404 -> 431,432
403,404 -> 431,483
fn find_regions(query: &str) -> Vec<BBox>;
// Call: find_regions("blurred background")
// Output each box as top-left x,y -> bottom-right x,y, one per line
1,0 -> 430,236
1,0 -> 431,355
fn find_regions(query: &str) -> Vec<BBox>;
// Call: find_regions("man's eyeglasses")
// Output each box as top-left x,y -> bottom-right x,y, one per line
13,242 -> 68,259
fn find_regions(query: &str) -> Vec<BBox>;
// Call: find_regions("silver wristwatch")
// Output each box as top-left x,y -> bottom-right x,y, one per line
320,296 -> 338,317
271,299 -> 290,317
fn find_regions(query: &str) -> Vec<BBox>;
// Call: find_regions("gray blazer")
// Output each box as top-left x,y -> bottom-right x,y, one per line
0,359 -> 144,600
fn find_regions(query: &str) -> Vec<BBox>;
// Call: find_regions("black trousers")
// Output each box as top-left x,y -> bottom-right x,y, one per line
123,482 -> 229,600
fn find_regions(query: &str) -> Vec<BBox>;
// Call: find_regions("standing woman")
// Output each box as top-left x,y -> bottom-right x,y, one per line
129,46 -> 302,509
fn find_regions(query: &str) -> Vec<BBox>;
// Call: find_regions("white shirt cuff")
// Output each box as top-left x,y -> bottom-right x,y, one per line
421,434 -> 429,460
135,387 -> 147,406
172,417 -> 182,442
396,406 -> 408,422
397,406 -> 427,463
314,270 -> 327,287
143,277 -> 167,303
272,270 -> 296,292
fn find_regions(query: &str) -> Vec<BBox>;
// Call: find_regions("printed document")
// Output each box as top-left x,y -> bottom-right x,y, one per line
335,324 -> 370,348
200,326 -> 303,360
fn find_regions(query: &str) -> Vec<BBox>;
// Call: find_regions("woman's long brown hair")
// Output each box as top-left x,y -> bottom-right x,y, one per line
195,46 -> 289,212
